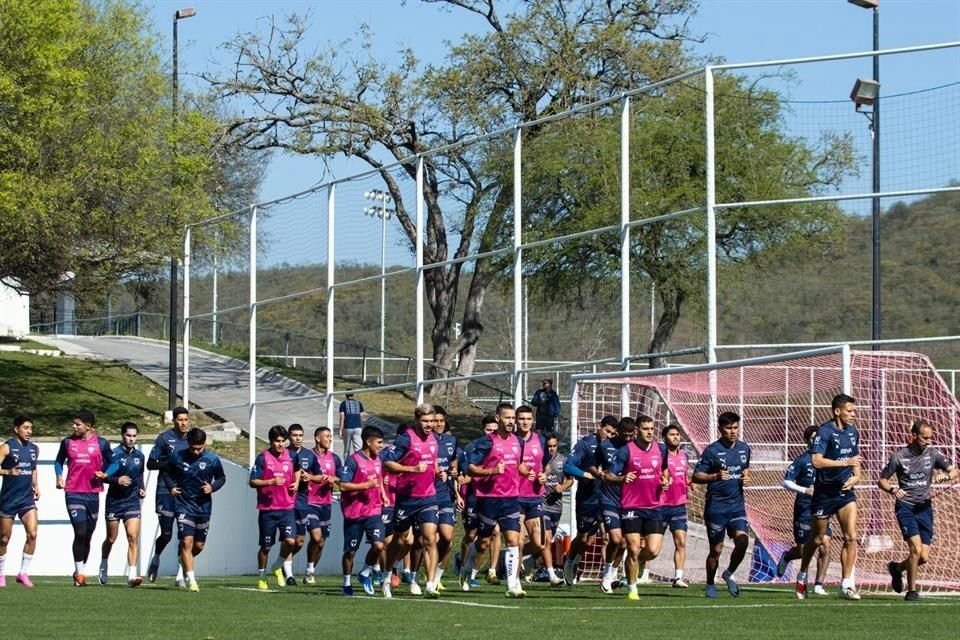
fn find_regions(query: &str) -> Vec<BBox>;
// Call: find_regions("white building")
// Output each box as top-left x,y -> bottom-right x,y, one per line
0,278 -> 29,338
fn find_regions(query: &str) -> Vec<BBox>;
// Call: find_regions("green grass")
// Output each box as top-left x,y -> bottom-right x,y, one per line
3,577 -> 957,639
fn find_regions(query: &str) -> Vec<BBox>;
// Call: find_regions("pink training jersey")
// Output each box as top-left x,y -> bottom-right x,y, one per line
474,433 -> 522,499
340,452 -> 383,520
64,436 -> 107,493
308,449 -> 338,506
394,430 -> 438,500
620,441 -> 664,510
517,432 -> 544,499
661,449 -> 689,507
257,449 -> 296,511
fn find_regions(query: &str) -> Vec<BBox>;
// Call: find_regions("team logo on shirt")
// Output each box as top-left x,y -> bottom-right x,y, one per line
199,462 -> 207,470
740,453 -> 748,464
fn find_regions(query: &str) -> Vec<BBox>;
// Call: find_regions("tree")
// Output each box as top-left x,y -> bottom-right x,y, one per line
207,0 -> 699,393
0,0 -> 263,299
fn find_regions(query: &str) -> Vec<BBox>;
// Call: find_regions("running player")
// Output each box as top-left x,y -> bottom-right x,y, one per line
99,422 -> 146,587
878,419 -> 958,601
0,415 -> 40,588
562,414 -> 618,586
339,426 -> 387,597
382,405 -> 443,597
146,406 -> 191,583
55,410 -> 111,586
163,428 -> 226,592
661,424 -> 690,588
462,402 -> 525,597
777,425 -> 832,595
539,432 -> 573,584
796,394 -> 861,601
692,411 -> 752,598
299,426 -> 341,585
250,425 -> 300,590
596,417 -> 638,593
431,407 -> 459,589
456,415 -> 498,589
515,405 -> 552,585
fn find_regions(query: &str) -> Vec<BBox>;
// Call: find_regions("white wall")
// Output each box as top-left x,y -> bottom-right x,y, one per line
0,279 -> 29,338
4,444 -> 345,578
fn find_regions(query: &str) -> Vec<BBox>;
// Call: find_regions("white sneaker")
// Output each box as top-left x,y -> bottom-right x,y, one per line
840,586 -> 861,600
600,576 -> 614,594
175,578 -> 187,589
672,577 -> 689,589
637,573 -> 652,585
813,584 -> 828,596
382,582 -> 392,599
409,581 -> 422,596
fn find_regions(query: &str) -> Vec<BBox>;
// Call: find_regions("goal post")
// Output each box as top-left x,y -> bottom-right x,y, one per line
568,346 -> 960,593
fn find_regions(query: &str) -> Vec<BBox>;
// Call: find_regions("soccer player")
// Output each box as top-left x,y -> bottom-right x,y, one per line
55,410 -> 111,586
777,425 -> 832,595
661,424 -> 690,588
795,393 -> 861,600
692,411 -> 752,598
606,416 -> 669,601
539,432 -> 573,584
878,419 -> 958,601
163,428 -> 226,592
596,416 -> 638,593
462,402 -> 526,598
146,406 -> 191,583
562,414 -> 618,586
99,422 -> 147,587
382,404 -> 443,598
297,425 -> 342,585
0,415 -> 40,588
339,426 -> 387,597
431,406 -> 459,589
456,415 -> 498,589
250,425 -> 300,590
515,405 -> 554,585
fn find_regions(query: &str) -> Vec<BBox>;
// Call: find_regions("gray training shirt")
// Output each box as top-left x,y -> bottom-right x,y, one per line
880,445 -> 952,504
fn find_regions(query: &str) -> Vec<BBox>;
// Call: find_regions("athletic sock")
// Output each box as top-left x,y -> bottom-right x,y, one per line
343,574 -> 351,587
186,570 -> 196,584
841,577 -> 854,591
435,567 -> 444,582
127,565 -> 136,580
176,563 -> 184,582
20,554 -> 32,575
306,562 -> 315,574
603,562 -> 614,580
258,568 -> 266,578
796,571 -> 808,583
74,561 -> 84,574
675,569 -> 684,581
283,560 -> 293,578
0,554 -> 6,575
505,546 -> 519,590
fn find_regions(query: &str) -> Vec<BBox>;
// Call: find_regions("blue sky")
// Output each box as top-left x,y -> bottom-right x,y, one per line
149,0 -> 960,203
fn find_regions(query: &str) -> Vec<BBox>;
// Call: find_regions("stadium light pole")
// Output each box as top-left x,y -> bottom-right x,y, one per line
169,6 -> 196,411
363,189 -> 394,385
848,0 -> 880,348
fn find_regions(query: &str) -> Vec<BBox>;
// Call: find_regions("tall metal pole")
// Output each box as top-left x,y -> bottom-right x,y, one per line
871,6 -> 881,347
379,198 -> 387,384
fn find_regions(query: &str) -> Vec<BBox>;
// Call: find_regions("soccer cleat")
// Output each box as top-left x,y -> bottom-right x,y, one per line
904,590 -> 920,602
359,573 -> 374,596
672,577 -> 689,589
175,578 -> 187,589
436,581 -> 446,592
273,567 -> 284,587
813,583 -> 828,596
705,584 -> 718,598
469,578 -> 482,589
342,585 -> 354,596
16,573 -> 33,588
599,576 -> 614,594
188,581 -> 200,592
382,582 -> 392,598
505,587 -> 526,598
562,558 -> 576,586
372,569 -> 383,586
722,570 -> 740,597
73,572 -> 87,587
840,586 -> 861,601
390,572 -> 400,589
98,566 -> 108,585
303,573 -> 316,585
147,556 -> 160,583
549,572 -> 564,587
459,572 -> 471,592
486,569 -> 500,585
128,577 -> 143,588
795,582 -> 808,600
424,585 -> 440,599
626,589 -> 640,601
637,571 -> 652,585
888,560 -> 904,594
285,575 -> 297,587
776,553 -> 790,578
409,581 -> 422,596
258,579 -> 270,591
0,575 -> 5,588
401,570 -> 413,584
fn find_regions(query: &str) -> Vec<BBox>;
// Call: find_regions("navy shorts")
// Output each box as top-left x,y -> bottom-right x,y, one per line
258,509 -> 296,548
519,497 -> 544,519
621,508 -> 664,536
296,503 -> 332,538
793,509 -> 833,545
105,499 -> 142,522
394,499 -> 439,533
66,493 -> 100,529
0,499 -> 36,521
463,499 -> 479,532
575,501 -> 603,536
437,499 -> 457,528
543,507 -> 562,531
601,504 -> 622,532
811,487 -> 856,520
155,492 -> 176,519
176,512 -> 210,543
704,509 -> 749,545
896,500 -> 934,545
381,507 -> 395,538
477,497 -> 521,536
343,515 -> 384,552
660,504 -> 688,533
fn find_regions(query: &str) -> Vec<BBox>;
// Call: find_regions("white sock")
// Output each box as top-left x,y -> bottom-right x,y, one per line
470,568 -> 479,579
359,564 -> 371,577
258,568 -> 266,578
797,571 -> 808,583
841,577 -> 855,590
343,574 -> 351,587
20,554 -> 31,574
505,546 -> 519,590
675,569 -> 684,580
306,562 -> 315,574
0,554 -> 6,574
75,561 -> 84,574
128,565 -> 137,580
603,562 -> 614,580
176,563 -> 184,581
283,560 -> 293,578
186,570 -> 196,584
641,567 -> 650,579
435,567 -> 444,582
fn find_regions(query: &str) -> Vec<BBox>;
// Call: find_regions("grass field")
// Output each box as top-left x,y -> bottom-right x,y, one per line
3,576 -> 958,639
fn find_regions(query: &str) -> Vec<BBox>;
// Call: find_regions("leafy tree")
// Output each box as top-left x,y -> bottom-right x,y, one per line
0,0 -> 263,299
207,0 -> 699,392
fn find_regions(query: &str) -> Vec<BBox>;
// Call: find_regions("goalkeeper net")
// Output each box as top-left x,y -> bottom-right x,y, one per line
569,346 -> 960,593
